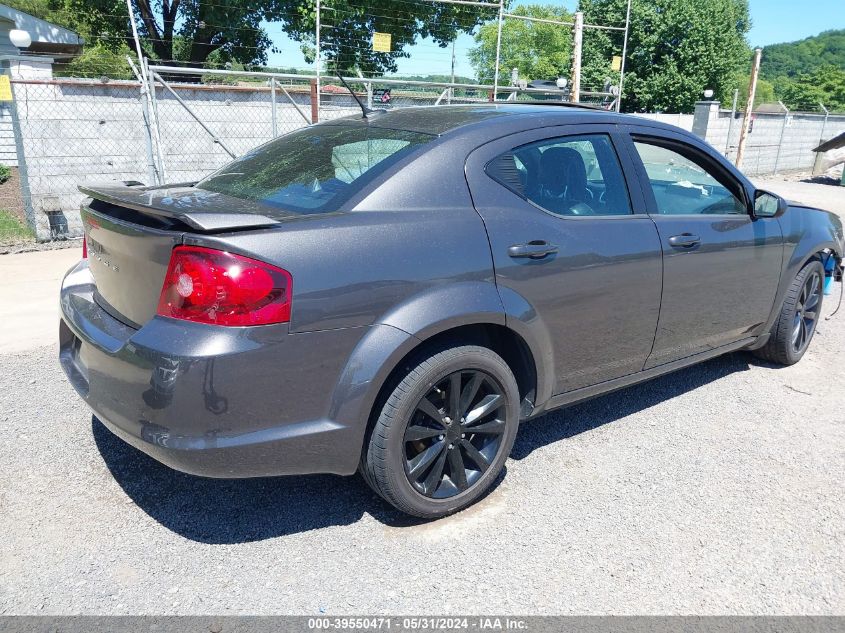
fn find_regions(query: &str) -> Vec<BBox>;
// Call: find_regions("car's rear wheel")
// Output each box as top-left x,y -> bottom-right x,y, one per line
361,345 -> 520,518
753,259 -> 825,366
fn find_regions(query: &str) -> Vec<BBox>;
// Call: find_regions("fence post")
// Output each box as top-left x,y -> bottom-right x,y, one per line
725,88 -> 739,157
270,78 -> 278,137
492,0 -> 504,101
812,103 -> 830,176
315,0 -> 321,114
774,100 -> 789,175
570,11 -> 583,103
736,47 -> 762,169
2,67 -> 37,238
616,0 -> 632,112
310,80 -> 319,123
145,59 -> 167,182
126,56 -> 158,185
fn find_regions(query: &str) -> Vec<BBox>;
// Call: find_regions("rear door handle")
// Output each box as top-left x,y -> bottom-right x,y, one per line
508,241 -> 559,259
667,233 -> 701,248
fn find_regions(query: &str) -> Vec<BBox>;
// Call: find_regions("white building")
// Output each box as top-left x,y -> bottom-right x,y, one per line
0,4 -> 83,167
0,3 -> 83,80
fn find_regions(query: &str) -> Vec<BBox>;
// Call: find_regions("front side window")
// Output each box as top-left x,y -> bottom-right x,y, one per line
633,141 -> 746,215
486,134 -> 632,217
198,125 -> 435,214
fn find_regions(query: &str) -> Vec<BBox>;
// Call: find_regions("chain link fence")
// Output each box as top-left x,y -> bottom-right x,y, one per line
1,62 -> 611,251
693,101 -> 845,177
2,63 -> 840,252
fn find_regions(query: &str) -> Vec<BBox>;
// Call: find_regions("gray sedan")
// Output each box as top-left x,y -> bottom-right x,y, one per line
60,104 -> 844,518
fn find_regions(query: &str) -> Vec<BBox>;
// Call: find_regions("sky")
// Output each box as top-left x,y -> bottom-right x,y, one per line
263,0 -> 845,79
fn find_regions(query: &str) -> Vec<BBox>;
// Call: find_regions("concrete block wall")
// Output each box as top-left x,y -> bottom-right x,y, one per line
0,106 -> 17,166
692,100 -> 845,176
632,112 -> 694,132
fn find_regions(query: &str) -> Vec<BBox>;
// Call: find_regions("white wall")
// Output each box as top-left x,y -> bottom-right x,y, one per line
692,100 -> 845,175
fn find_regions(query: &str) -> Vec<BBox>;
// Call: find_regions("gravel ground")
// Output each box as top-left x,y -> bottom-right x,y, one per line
1,291 -> 843,615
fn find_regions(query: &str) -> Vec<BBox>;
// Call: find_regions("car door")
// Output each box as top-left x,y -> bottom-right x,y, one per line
465,124 -> 663,395
621,126 -> 784,368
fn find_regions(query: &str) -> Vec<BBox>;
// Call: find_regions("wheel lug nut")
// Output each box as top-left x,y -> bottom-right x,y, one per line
448,443 -> 454,449
438,434 -> 444,441
461,433 -> 465,439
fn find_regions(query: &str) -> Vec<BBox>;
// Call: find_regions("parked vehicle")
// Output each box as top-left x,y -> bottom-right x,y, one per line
60,104 -> 844,518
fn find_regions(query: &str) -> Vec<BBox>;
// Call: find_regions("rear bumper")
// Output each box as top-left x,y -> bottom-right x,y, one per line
59,260 -> 371,478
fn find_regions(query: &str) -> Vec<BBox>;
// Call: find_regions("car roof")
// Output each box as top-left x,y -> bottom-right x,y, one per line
323,103 -> 689,138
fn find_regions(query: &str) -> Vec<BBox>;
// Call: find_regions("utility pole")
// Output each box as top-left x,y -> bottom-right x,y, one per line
492,0 -> 504,100
315,0 -> 321,114
735,47 -> 761,169
724,88 -> 739,156
616,0 -> 632,112
570,11 -> 583,103
449,38 -> 456,104
450,39 -> 456,85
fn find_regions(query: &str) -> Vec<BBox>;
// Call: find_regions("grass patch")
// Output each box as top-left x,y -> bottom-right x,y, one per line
0,208 -> 35,242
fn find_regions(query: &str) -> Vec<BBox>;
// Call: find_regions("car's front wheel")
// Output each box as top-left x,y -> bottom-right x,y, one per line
754,259 -> 825,366
361,345 -> 520,518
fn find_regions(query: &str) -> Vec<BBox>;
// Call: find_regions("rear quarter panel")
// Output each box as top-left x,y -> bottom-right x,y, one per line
183,138 -> 497,334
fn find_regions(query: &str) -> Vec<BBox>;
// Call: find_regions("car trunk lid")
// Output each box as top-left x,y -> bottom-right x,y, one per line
80,183 -> 289,327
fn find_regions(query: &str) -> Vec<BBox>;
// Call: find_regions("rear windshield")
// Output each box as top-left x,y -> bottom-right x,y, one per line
197,124 -> 436,214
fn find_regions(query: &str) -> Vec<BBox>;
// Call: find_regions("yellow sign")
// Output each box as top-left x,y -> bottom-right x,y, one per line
0,76 -> 13,101
373,32 -> 392,53
611,56 -> 622,72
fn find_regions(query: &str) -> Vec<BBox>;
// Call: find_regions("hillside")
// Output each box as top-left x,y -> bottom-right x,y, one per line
761,29 -> 845,79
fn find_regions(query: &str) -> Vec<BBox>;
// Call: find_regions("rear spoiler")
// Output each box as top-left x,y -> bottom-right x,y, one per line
79,183 -> 283,232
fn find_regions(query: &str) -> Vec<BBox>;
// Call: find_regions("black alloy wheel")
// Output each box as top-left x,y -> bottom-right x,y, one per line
402,370 -> 507,499
753,259 -> 826,366
792,268 -> 822,354
361,344 -> 520,518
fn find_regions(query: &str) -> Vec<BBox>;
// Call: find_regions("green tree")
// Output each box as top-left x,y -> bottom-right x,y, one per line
54,44 -> 134,79
63,0 -> 488,74
775,65 -> 845,112
761,29 -> 845,80
287,0 -> 488,75
579,0 -> 751,113
469,4 -> 573,84
6,0 -> 490,74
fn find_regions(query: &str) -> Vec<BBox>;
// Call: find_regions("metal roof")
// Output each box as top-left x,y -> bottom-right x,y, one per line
814,131 -> 845,153
0,3 -> 83,46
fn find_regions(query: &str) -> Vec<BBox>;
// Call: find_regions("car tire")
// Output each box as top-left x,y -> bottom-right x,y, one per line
753,259 -> 825,366
361,344 -> 520,519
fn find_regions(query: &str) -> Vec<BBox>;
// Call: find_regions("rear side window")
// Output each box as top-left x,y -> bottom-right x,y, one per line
486,134 -> 631,217
198,125 -> 435,214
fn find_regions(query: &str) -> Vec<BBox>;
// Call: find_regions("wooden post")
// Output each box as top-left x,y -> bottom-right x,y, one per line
570,11 -> 583,103
310,79 -> 319,123
735,48 -> 762,169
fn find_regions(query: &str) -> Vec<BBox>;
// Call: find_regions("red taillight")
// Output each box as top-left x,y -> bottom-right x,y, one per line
82,237 -> 87,259
156,246 -> 292,326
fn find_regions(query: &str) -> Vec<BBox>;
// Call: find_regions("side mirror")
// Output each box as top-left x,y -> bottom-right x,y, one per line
752,190 -> 788,219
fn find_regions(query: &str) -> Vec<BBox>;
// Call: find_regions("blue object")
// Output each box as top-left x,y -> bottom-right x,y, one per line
823,253 -> 836,295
